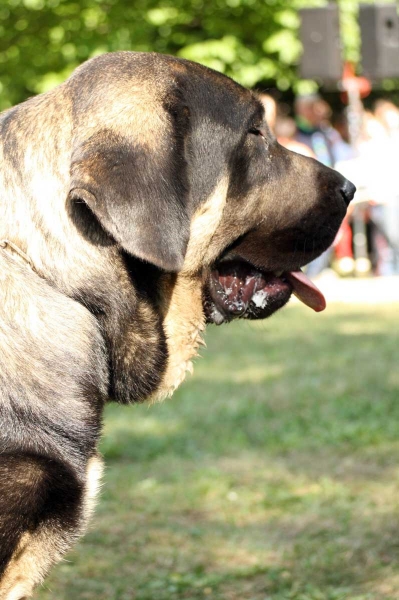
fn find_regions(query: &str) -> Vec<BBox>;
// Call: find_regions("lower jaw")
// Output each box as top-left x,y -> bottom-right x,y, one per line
203,282 -> 293,325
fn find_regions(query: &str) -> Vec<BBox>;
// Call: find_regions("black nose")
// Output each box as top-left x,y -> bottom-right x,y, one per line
340,179 -> 356,206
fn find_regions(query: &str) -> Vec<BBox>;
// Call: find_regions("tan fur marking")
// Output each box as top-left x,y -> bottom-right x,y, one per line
152,274 -> 205,402
77,86 -> 169,152
81,455 -> 104,526
0,457 -> 103,600
0,527 -> 61,600
182,176 -> 229,275
152,177 -> 229,401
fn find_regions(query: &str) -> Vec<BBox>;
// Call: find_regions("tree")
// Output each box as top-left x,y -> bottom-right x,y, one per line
0,0 -> 395,110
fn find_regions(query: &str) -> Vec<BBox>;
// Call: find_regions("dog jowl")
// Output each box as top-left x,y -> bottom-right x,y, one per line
0,51 -> 355,599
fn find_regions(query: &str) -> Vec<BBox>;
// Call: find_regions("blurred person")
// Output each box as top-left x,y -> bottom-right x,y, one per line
274,116 -> 315,157
323,108 -> 354,163
295,95 -> 354,166
334,112 -> 384,276
295,95 -> 334,276
371,103 -> 399,274
349,109 -> 399,275
330,110 -> 358,276
374,99 -> 399,139
295,94 -> 335,166
360,110 -> 387,145
295,96 -> 355,275
333,111 -> 351,143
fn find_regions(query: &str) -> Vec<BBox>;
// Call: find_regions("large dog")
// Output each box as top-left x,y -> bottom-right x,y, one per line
0,52 -> 354,599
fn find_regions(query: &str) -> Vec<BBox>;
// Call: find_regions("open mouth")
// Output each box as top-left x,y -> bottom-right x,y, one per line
203,260 -> 326,324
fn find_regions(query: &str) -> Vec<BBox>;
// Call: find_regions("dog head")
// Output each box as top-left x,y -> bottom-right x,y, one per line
67,52 -> 354,327
1,52 -> 354,402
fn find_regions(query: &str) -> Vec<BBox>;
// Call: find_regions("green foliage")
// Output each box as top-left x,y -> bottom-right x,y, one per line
0,0 -> 368,110
0,0 -> 397,108
0,0 -> 300,109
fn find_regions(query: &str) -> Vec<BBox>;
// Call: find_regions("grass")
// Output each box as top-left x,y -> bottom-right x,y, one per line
37,303 -> 399,600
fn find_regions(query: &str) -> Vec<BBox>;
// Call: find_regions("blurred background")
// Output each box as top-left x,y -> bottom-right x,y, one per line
3,0 -> 399,279
2,0 -> 398,598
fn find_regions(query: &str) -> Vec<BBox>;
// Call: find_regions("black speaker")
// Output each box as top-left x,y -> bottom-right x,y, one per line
299,5 -> 342,81
359,4 -> 399,79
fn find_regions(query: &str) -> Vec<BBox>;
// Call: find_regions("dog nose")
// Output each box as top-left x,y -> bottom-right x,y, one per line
340,179 -> 356,206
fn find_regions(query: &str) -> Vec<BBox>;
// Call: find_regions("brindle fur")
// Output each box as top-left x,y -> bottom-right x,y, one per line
0,52 -> 351,599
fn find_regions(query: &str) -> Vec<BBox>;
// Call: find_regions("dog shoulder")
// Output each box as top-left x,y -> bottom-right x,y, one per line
0,252 -> 107,461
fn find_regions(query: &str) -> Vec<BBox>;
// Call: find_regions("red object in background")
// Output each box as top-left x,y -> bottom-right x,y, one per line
334,218 -> 353,260
340,62 -> 372,104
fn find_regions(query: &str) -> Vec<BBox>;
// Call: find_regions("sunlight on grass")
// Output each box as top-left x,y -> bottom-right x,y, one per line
336,321 -> 389,336
37,303 -> 399,600
194,363 -> 285,384
103,413 -> 183,437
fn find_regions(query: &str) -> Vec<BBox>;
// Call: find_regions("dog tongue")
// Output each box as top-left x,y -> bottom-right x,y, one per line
285,270 -> 326,312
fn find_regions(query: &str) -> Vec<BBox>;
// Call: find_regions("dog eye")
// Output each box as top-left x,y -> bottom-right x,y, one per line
248,127 -> 266,139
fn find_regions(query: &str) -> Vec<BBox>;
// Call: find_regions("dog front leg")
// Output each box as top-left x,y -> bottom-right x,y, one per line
0,453 -> 103,600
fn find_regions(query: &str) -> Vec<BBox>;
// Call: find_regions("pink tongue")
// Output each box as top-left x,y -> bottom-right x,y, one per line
286,270 -> 326,312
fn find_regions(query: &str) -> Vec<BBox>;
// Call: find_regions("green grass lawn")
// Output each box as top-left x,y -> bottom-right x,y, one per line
37,303 -> 399,600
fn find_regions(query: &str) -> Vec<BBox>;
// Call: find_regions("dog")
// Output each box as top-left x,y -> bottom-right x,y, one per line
0,51 -> 355,599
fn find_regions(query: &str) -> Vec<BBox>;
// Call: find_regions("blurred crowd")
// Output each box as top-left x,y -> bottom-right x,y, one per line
260,93 -> 399,278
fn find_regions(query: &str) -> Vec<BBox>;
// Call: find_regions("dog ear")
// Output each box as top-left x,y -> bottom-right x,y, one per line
69,129 -> 190,272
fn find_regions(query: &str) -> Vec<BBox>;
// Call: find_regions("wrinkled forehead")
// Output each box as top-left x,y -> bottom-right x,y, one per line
68,52 -> 264,135
167,56 -> 265,131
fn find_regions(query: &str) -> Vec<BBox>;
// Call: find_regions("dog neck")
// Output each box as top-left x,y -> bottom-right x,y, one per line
150,273 -> 206,402
0,88 -> 74,275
